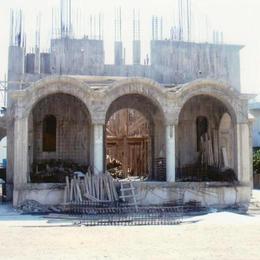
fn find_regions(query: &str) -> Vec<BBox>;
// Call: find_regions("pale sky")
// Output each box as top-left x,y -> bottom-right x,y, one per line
0,0 -> 260,94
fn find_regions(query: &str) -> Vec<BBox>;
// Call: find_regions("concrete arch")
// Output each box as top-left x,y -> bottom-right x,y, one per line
12,76 -> 93,122
105,94 -> 159,124
175,79 -> 241,124
104,78 -> 167,122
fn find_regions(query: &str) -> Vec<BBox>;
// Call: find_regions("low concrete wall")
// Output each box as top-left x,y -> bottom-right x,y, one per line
132,182 -> 251,207
13,182 -> 252,208
13,183 -> 65,206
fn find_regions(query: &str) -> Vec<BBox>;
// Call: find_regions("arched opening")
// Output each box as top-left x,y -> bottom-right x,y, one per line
29,93 -> 91,183
105,94 -> 165,181
176,95 -> 237,182
106,109 -> 150,178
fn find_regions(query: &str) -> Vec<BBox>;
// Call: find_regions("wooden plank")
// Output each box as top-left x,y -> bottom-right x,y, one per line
104,175 -> 112,201
99,175 -> 103,200
70,179 -> 74,202
63,186 -> 68,204
94,175 -> 100,200
222,147 -> 229,168
76,182 -> 82,202
107,173 -> 118,201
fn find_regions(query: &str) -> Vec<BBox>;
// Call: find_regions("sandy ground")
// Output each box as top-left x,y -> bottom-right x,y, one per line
0,191 -> 259,260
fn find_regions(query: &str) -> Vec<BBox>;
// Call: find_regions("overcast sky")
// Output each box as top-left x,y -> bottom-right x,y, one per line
0,0 -> 260,93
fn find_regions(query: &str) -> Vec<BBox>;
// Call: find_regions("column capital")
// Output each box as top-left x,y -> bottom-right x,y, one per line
164,123 -> 177,127
92,119 -> 105,125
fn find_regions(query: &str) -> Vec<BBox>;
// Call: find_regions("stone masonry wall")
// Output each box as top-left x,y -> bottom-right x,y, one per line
31,93 -> 91,165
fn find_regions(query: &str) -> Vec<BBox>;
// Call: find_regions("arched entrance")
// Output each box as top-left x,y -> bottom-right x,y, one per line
176,94 -> 236,182
28,93 -> 91,183
106,109 -> 150,178
105,94 -> 165,180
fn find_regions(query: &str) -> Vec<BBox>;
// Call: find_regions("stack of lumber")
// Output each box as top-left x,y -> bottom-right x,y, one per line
200,130 -> 220,167
63,171 -> 119,204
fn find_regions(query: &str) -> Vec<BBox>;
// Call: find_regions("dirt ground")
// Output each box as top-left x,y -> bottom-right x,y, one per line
0,191 -> 260,260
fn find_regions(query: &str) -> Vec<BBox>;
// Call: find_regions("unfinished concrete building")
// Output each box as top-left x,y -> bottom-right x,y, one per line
5,3 -> 254,207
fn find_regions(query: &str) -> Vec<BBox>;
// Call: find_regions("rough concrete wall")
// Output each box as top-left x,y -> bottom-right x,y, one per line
114,41 -> 123,65
40,53 -> 51,74
8,46 -> 24,85
132,40 -> 141,65
177,95 -> 230,168
20,38 -> 242,90
31,93 -> 91,165
150,40 -> 242,90
50,38 -> 104,75
104,64 -> 151,78
25,53 -> 35,74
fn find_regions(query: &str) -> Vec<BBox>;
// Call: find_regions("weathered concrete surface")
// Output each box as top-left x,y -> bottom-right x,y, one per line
18,39 -> 243,91
150,40 -> 242,90
132,182 -> 251,207
13,183 -> 65,206
50,38 -> 105,75
12,182 -> 251,207
7,75 -> 253,206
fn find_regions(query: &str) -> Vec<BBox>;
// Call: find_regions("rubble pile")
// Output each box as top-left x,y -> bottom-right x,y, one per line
17,200 -> 62,214
31,160 -> 89,183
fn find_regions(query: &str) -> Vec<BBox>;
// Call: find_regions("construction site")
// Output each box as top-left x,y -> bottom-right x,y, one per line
0,0 -> 255,224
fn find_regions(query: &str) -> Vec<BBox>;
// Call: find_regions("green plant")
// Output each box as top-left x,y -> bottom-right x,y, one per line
253,149 -> 260,175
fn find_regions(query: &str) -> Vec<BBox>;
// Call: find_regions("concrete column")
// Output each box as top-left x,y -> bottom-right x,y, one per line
93,124 -> 104,175
34,47 -> 40,74
236,123 -> 251,184
13,115 -> 29,187
166,125 -> 176,182
6,46 -> 25,201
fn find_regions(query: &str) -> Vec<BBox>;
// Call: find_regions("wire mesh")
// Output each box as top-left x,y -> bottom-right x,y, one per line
66,201 -> 184,226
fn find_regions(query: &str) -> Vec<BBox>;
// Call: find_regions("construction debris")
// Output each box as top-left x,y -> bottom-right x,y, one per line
17,200 -> 62,214
63,170 -> 119,204
176,165 -> 237,182
64,204 -> 184,226
200,131 -> 219,167
31,160 -> 89,183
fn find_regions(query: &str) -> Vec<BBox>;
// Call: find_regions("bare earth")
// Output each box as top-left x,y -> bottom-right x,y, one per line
0,192 -> 260,260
